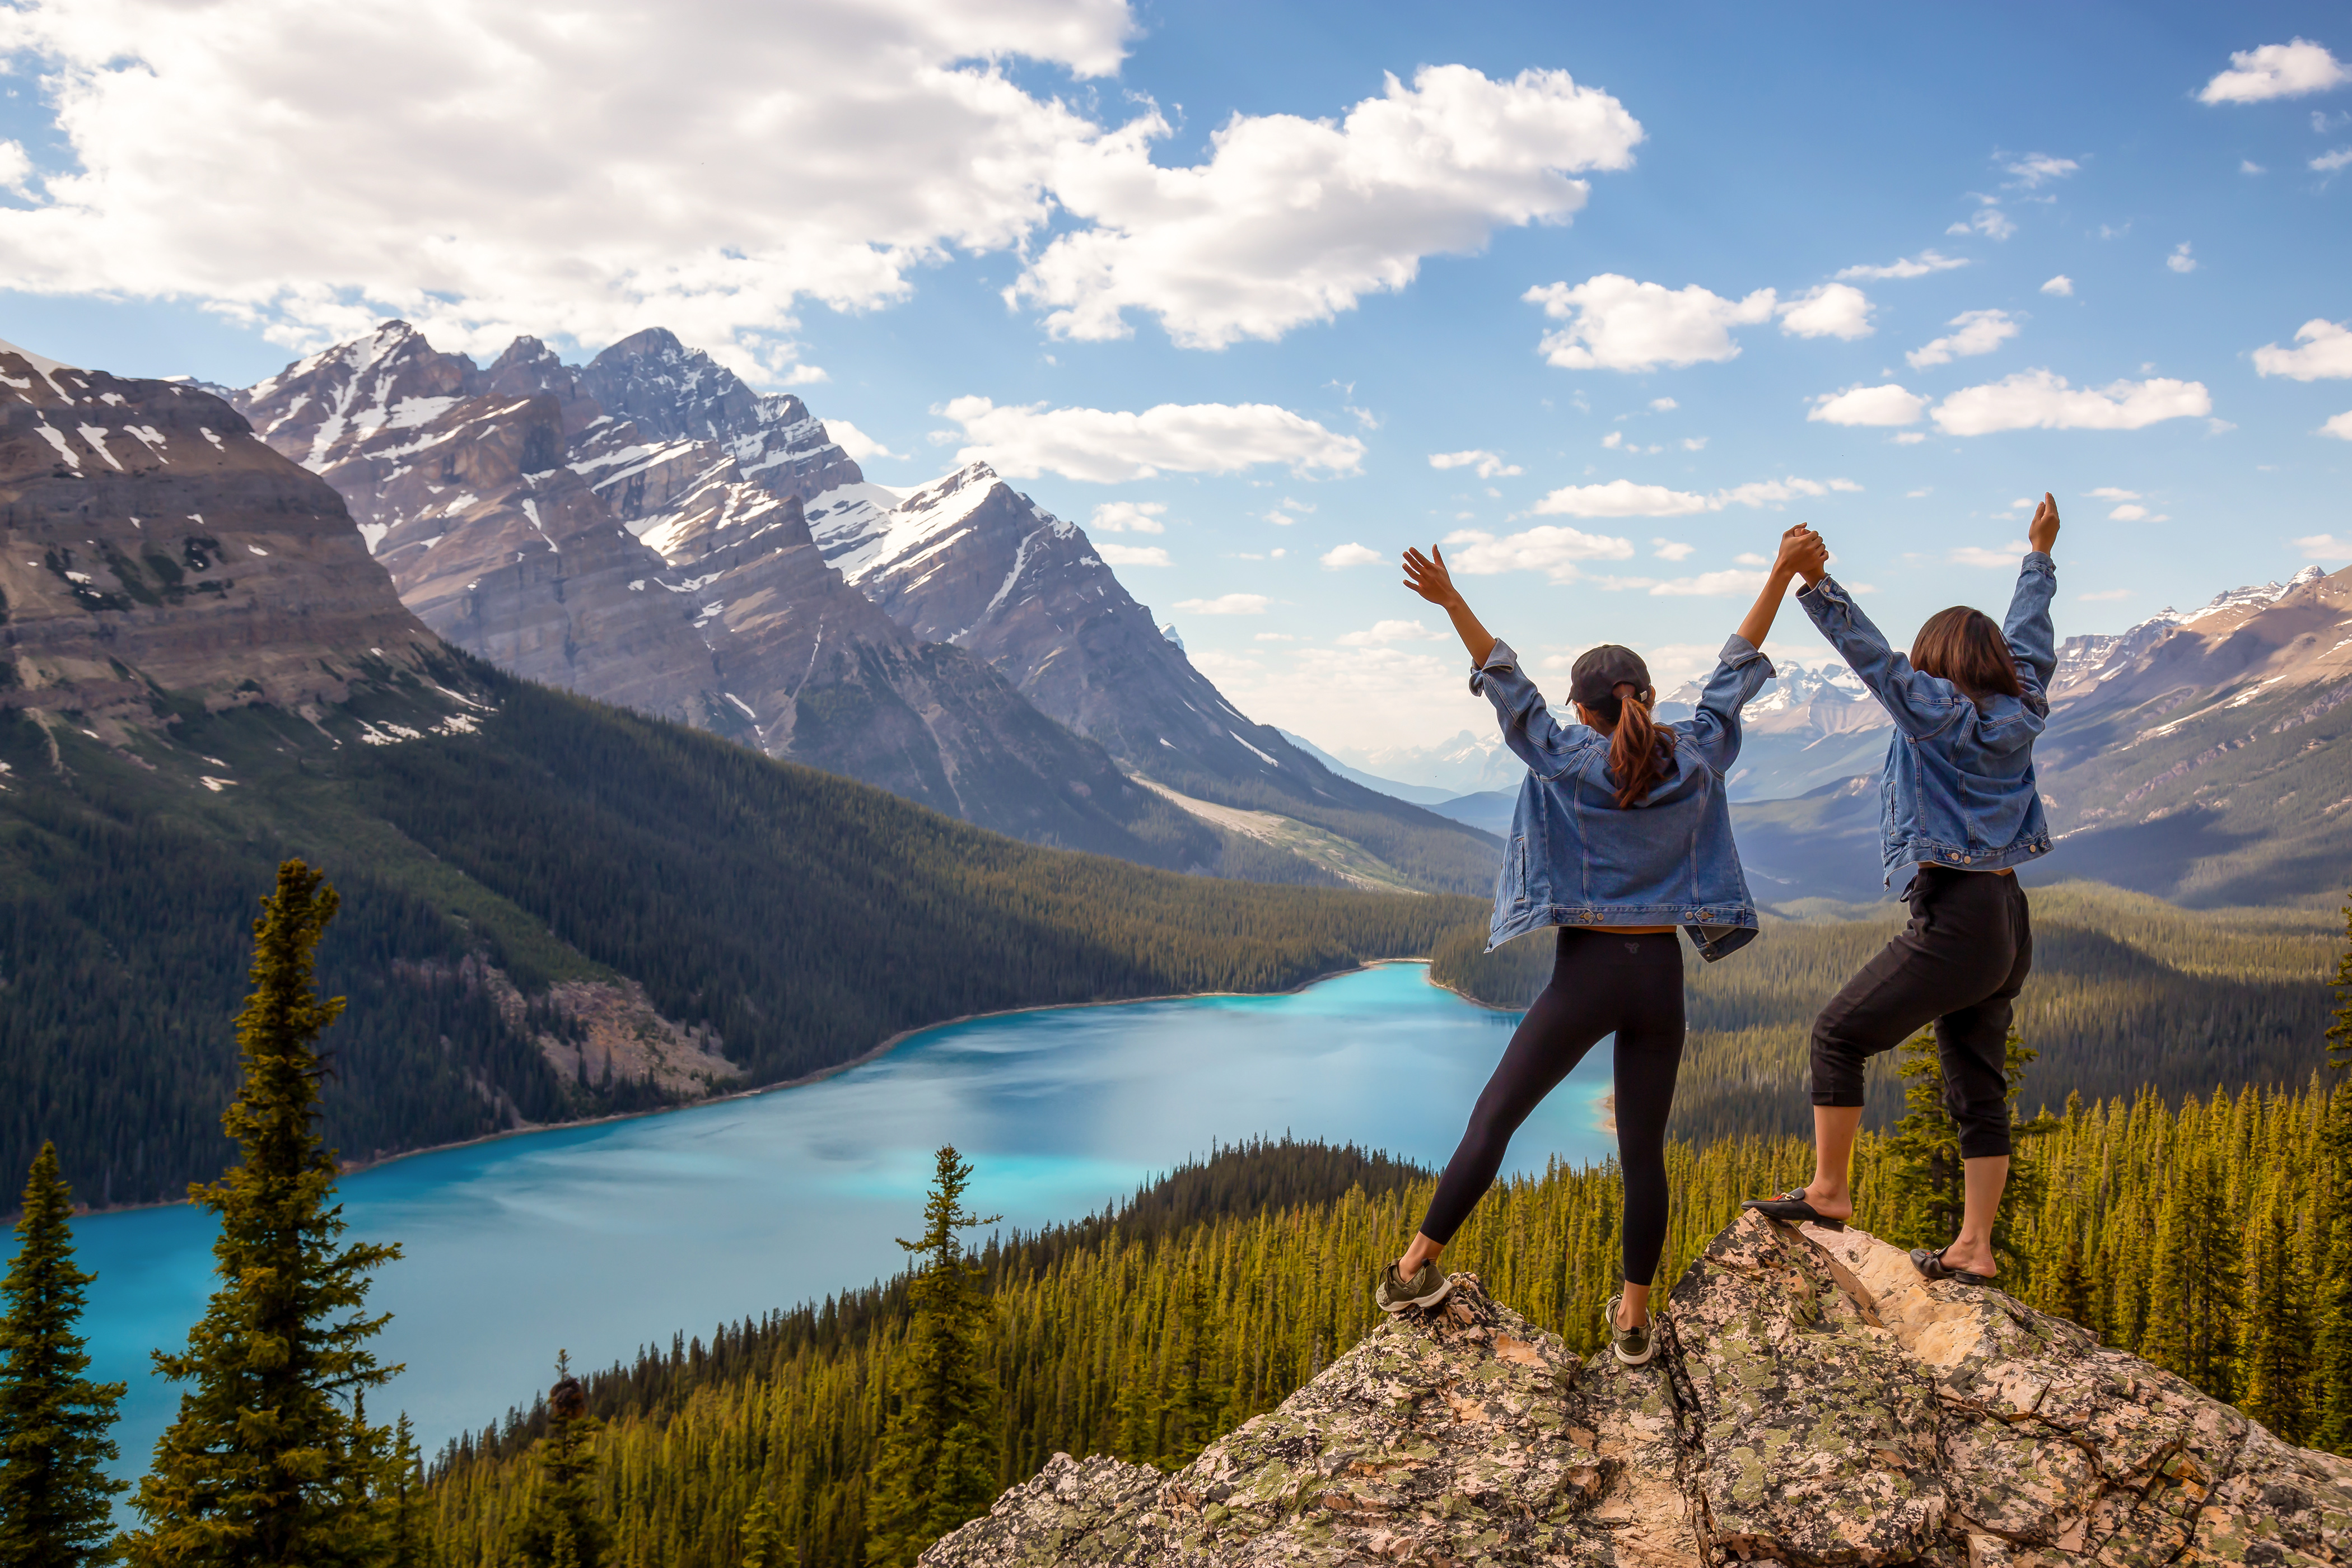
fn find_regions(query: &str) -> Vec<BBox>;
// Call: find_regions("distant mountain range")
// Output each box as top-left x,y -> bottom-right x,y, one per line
230,323 -> 1498,895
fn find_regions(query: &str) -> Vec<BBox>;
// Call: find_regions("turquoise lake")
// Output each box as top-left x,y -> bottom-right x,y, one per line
72,962 -> 1615,1482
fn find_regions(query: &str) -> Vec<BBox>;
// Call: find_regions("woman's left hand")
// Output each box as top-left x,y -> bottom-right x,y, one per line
1403,545 -> 1462,608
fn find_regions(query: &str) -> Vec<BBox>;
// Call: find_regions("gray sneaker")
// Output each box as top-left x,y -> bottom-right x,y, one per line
1376,1259 -> 1454,1314
1606,1293 -> 1657,1366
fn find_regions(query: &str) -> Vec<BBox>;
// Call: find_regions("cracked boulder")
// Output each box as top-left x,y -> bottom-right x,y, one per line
923,1215 -> 2352,1568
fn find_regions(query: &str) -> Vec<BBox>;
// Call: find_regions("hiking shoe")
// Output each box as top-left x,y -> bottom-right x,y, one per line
1606,1293 -> 1657,1366
1376,1259 -> 1454,1314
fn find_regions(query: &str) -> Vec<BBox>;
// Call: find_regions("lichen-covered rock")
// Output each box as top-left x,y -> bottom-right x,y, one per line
923,1218 -> 2352,1568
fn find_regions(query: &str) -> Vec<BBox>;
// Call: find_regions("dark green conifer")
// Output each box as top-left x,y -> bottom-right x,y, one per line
0,1141 -> 127,1568
740,1487 -> 785,1568
2313,1079 -> 2352,1453
124,860 -> 405,1567
865,1146 -> 1002,1568
1883,1028 -> 2050,1271
2146,1109 -> 2244,1398
507,1352 -> 605,1568
2241,1193 -> 2313,1442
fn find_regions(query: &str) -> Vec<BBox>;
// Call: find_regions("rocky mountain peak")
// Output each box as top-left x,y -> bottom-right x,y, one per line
577,328 -> 860,502
0,342 -> 442,728
927,1211 -> 2351,1567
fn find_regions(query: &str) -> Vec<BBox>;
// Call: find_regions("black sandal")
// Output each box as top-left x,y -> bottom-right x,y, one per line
1740,1189 -> 1848,1231
1910,1247 -> 1993,1286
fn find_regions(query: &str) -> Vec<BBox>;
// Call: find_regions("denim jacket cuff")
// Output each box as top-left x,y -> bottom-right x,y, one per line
2020,551 -> 2056,577
1797,575 -> 1849,609
1718,633 -> 1775,677
1469,638 -> 1519,695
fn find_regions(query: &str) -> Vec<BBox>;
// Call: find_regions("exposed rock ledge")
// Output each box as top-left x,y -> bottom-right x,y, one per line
923,1212 -> 2352,1568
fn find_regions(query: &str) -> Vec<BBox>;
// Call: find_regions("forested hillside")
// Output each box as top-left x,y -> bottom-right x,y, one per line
0,661 -> 1480,1210
1431,883 -> 2337,1138
423,1074 -> 2352,1567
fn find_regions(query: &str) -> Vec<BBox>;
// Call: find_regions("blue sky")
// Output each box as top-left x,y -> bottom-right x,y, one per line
1,2 -> 2346,749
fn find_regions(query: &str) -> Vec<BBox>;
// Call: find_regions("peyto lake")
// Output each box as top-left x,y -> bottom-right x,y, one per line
74,963 -> 1612,1482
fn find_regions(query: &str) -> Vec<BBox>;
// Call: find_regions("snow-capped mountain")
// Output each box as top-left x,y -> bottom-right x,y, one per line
231,323 -> 1217,869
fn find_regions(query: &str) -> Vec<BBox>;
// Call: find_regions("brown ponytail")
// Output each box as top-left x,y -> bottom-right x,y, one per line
1602,682 -> 1675,809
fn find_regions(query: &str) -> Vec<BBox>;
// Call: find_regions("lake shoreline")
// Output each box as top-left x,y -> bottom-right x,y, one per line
78,957 -> 1443,1220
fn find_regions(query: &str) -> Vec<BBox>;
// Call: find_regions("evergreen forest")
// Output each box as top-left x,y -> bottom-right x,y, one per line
0,660 -> 1479,1210
1431,882 -> 2340,1139
419,1060 -> 2352,1568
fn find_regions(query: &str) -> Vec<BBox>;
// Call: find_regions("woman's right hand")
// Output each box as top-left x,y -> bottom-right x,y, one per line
1403,545 -> 1462,608
1774,524 -> 1830,585
2028,493 -> 2060,555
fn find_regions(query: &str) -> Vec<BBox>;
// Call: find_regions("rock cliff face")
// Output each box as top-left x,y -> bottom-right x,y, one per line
233,324 -> 1215,866
924,1212 -> 2352,1568
0,339 -> 441,729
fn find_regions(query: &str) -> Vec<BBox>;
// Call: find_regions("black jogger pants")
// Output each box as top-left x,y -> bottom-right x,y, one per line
1418,927 -> 1685,1286
1808,864 -> 2033,1159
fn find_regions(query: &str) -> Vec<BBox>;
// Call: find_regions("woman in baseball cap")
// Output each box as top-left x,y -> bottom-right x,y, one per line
1373,525 -> 1827,1367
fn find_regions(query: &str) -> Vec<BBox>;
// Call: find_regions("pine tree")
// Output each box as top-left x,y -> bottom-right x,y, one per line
507,1352 -> 606,1568
0,1142 -> 127,1568
2146,1112 -> 2244,1398
385,1413 -> 430,1568
2327,894 -> 2352,1072
2313,1079 -> 2352,1453
2240,1193 -> 2313,1442
1883,1031 -> 1964,1252
740,1488 -> 785,1568
125,860 -> 405,1567
865,1146 -> 1002,1568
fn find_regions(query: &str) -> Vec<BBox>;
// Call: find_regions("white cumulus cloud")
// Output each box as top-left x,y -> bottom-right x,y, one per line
1950,540 -> 2032,568
1929,370 -> 2213,435
1651,538 -> 1696,561
0,10 -> 1644,370
1015,64 -> 1644,348
1441,524 -> 1634,580
1835,250 -> 1969,282
1174,592 -> 1268,615
1808,384 -> 1929,427
2167,243 -> 2199,274
2087,487 -> 2141,501
1523,274 -> 1776,370
1319,542 -> 1383,568
1429,449 -> 1524,479
824,418 -> 906,463
2254,319 -> 2352,380
1906,309 -> 2021,370
1776,282 -> 1876,340
1089,500 -> 1168,534
1639,569 -> 1768,598
2322,410 -> 2352,440
2297,534 -> 2352,558
1518,474 -> 1857,521
1948,207 -> 2018,241
2316,148 -> 2352,174
1649,396 -> 1678,411
2004,153 -> 2080,188
2041,275 -> 2074,296
1334,619 -> 1441,646
940,396 -> 1364,482
2199,39 -> 2350,104
2107,503 -> 2149,521
1096,542 -> 1170,567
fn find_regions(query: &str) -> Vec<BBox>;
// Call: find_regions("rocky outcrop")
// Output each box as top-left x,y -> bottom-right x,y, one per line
923,1212 -> 2352,1568
0,339 -> 442,730
233,324 -> 1215,867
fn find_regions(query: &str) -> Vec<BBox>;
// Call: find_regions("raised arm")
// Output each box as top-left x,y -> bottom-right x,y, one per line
1402,545 -> 1496,665
1402,543 -> 1578,777
1798,578 -> 1967,738
2005,493 -> 2060,710
1683,527 -> 1820,772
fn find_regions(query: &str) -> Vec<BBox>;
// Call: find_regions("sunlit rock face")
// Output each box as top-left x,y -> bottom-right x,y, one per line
925,1212 -> 2352,1568
0,340 -> 440,729
230,324 -> 1206,865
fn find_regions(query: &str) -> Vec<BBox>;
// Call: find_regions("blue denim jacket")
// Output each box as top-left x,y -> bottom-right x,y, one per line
1471,636 -> 1775,962
1798,553 -> 2057,883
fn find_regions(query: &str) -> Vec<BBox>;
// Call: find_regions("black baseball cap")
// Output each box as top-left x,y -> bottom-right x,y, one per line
1569,645 -> 1653,707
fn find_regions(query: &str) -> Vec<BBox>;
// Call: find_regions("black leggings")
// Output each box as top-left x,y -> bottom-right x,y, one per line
1418,928 -> 1686,1286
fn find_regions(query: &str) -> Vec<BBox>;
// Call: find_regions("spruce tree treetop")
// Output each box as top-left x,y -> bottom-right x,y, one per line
124,860 -> 405,1568
0,1141 -> 127,1568
2329,893 -> 2352,1071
